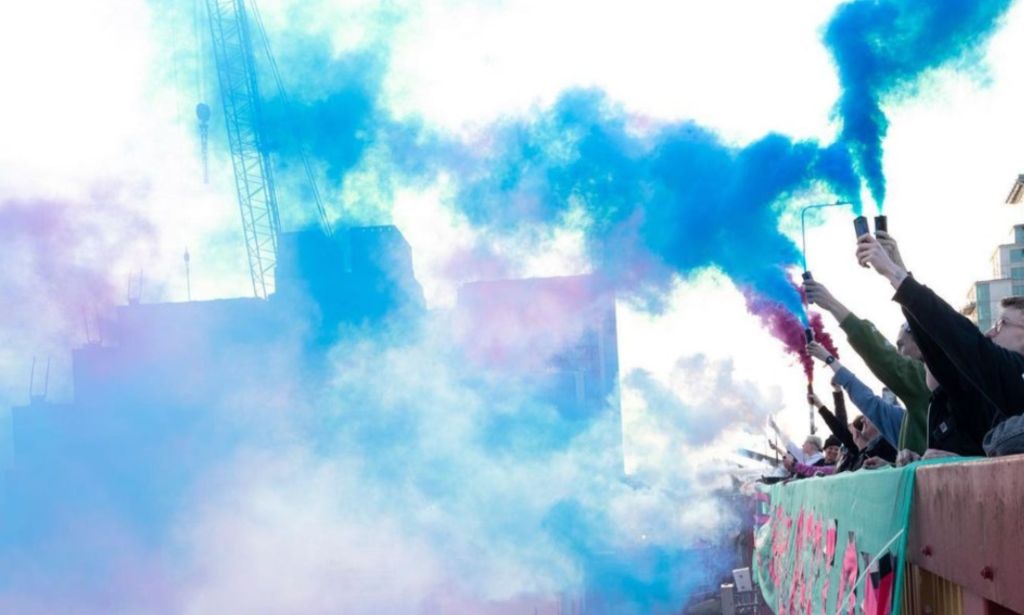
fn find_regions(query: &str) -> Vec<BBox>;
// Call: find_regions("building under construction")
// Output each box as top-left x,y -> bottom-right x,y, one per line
4,222 -> 626,528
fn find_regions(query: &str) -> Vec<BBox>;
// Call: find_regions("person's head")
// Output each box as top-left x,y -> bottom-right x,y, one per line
985,297 -> 1024,354
896,323 -> 922,361
850,416 -> 867,449
861,416 -> 880,442
802,435 -> 823,456
823,436 -> 841,464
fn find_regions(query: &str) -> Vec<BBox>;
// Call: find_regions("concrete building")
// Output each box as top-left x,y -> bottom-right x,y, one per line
966,224 -> 1024,331
965,175 -> 1024,331
3,226 -> 427,534
5,231 -> 626,533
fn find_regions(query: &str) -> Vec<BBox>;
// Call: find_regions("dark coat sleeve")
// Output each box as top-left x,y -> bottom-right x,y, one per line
832,389 -> 847,427
901,305 -> 962,393
895,277 -> 1024,423
817,406 -> 858,453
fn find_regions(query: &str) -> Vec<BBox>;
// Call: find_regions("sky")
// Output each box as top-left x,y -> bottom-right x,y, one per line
1,0 -> 1024,612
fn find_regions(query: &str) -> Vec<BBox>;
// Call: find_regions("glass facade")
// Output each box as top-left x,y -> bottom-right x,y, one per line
967,224 -> 1024,332
979,309 -> 993,331
977,283 -> 992,331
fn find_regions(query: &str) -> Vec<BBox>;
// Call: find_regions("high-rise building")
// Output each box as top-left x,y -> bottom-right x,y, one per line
966,224 -> 1024,331
965,175 -> 1024,331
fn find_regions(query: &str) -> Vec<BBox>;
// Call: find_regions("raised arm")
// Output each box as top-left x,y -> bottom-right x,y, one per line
804,279 -> 852,323
895,276 -> 1024,422
831,367 -> 904,449
806,278 -> 926,405
817,406 -> 858,453
831,384 -> 847,427
858,233 -> 1024,421
901,306 -> 964,393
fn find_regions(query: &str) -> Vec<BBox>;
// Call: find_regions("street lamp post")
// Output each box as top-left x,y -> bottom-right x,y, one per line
799,201 -> 852,340
800,201 -> 853,276
798,201 -> 852,436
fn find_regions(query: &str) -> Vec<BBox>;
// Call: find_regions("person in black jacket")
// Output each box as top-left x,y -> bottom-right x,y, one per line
809,387 -> 855,451
809,390 -> 898,470
856,232 -> 1024,455
852,414 -> 898,469
852,233 -> 988,456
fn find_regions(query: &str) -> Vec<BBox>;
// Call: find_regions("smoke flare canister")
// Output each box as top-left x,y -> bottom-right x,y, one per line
874,215 -> 887,233
807,383 -> 817,433
802,271 -> 814,342
853,215 -> 870,238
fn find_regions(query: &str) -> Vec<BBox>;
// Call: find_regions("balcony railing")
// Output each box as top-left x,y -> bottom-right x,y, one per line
751,455 -> 1024,614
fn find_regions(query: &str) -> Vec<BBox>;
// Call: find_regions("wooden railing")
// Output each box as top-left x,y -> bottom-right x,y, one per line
902,456 -> 1024,614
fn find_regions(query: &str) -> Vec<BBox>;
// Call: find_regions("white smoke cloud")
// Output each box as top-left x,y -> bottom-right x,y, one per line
167,312 -> 746,613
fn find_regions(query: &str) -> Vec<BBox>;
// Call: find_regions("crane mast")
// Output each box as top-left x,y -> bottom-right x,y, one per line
204,0 -> 281,298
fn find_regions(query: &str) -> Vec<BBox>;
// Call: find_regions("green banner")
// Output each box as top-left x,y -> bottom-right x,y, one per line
753,465 -> 916,614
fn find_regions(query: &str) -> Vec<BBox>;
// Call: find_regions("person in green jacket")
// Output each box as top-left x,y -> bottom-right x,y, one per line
803,244 -> 929,455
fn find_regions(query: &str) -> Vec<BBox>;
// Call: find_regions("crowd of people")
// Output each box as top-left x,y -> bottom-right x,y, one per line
766,228 -> 1024,480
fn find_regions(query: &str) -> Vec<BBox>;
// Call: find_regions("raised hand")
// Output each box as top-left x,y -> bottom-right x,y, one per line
783,454 -> 796,471
803,279 -> 852,322
856,235 -> 909,288
805,341 -> 833,363
804,280 -> 835,309
875,230 -> 907,270
896,449 -> 921,467
862,456 -> 892,470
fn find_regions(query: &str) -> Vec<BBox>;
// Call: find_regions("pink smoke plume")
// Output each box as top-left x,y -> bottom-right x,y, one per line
800,282 -> 841,359
809,312 -> 840,358
0,196 -> 155,334
744,286 -> 840,384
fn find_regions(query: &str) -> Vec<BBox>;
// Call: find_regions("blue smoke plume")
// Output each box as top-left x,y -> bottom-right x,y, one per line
244,35 -> 862,320
6,0 -> 1016,612
825,0 -> 1014,209
242,37 -> 860,318
259,48 -> 384,185
443,90 -> 859,318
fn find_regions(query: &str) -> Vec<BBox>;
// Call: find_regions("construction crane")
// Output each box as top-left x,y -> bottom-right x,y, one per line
201,0 -> 331,298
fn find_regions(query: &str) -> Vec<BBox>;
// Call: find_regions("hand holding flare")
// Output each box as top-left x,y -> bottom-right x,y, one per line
856,234 -> 909,289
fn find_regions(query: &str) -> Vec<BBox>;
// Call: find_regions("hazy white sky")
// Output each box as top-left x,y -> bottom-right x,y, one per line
2,0 -> 1024,463
381,0 -> 1024,456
